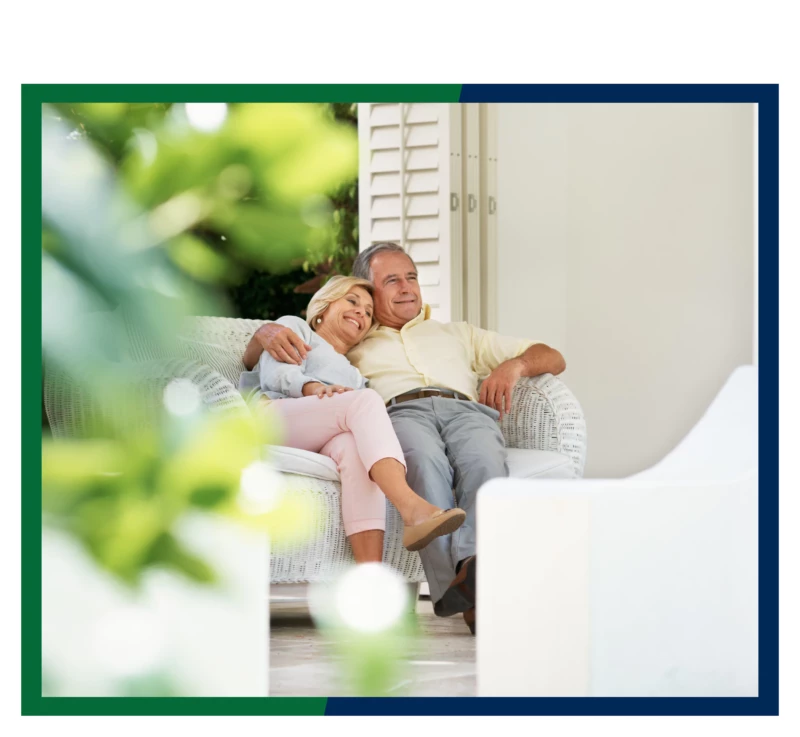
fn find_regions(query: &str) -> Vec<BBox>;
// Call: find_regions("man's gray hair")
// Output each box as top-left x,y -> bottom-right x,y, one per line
352,242 -> 412,281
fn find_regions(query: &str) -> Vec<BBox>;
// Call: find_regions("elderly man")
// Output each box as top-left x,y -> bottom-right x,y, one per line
243,243 -> 565,633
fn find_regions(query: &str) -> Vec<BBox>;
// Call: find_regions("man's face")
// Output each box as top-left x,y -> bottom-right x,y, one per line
369,251 -> 422,329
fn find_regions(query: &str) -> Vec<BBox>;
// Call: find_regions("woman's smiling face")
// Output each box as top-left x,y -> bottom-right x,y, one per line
320,286 -> 374,348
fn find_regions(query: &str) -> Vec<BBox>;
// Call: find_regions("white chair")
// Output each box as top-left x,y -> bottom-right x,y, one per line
476,365 -> 758,696
45,313 -> 588,587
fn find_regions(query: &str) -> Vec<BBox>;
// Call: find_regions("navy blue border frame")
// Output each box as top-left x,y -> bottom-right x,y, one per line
326,83 -> 778,716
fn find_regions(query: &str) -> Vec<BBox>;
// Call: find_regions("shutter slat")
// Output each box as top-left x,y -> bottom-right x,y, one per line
370,148 -> 439,173
406,217 -> 439,241
370,171 -> 440,195
371,103 -> 439,126
370,149 -> 400,174
370,122 -> 438,150
406,103 -> 440,124
370,125 -> 400,150
407,193 -> 439,217
408,240 -> 440,264
416,263 -> 440,287
370,220 -> 402,241
407,171 -> 440,194
407,123 -> 439,148
370,193 -> 437,219
371,195 -> 400,219
370,172 -> 401,196
371,193 -> 439,221
370,104 -> 400,126
370,216 -> 439,242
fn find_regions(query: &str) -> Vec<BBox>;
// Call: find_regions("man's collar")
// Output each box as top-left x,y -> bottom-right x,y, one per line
379,304 -> 431,332
405,304 -> 431,328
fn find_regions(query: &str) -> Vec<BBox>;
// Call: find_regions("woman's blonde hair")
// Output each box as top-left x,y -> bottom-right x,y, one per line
306,275 -> 376,332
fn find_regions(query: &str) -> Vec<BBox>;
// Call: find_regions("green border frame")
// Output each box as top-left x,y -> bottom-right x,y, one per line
26,84 -> 462,103
23,84 -> 461,716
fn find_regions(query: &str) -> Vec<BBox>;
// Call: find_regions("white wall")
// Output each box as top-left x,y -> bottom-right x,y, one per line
497,103 -> 754,478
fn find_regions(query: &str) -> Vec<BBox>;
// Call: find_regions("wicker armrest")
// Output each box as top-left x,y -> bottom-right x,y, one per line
44,358 -> 249,439
499,373 -> 587,478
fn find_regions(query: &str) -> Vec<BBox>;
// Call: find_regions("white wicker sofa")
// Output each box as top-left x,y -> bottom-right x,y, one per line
44,315 -> 587,586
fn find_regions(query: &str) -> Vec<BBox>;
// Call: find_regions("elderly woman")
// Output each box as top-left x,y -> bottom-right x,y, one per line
239,276 -> 465,564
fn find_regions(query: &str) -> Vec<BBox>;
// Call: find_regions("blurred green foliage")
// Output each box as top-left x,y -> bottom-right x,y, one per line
43,412 -> 260,585
49,102 -> 358,284
322,103 -> 359,275
229,103 -> 359,318
42,101 -> 355,585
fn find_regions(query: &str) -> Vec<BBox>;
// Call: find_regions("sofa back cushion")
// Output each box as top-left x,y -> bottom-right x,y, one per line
119,310 -> 265,388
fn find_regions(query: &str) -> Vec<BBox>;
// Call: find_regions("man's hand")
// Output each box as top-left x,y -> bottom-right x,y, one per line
477,343 -> 565,419
243,322 -> 312,370
478,357 -> 525,420
302,383 -> 353,399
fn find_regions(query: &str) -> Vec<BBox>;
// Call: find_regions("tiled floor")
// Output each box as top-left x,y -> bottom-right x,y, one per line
269,589 -> 476,697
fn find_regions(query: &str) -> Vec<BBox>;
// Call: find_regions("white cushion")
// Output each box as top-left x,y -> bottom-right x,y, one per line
265,444 -> 573,483
506,448 -> 574,479
264,445 -> 340,482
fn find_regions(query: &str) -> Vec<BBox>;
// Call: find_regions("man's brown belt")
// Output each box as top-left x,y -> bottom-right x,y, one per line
386,388 -> 470,407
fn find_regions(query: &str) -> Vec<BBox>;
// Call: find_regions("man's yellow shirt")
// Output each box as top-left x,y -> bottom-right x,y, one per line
347,305 -> 536,403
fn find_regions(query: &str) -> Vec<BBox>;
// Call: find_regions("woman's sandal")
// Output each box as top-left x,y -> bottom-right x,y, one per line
403,508 -> 467,552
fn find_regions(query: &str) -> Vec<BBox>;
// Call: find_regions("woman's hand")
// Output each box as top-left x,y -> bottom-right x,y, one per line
302,382 -> 353,399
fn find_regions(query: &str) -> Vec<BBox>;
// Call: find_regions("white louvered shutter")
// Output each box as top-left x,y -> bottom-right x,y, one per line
358,103 -> 461,322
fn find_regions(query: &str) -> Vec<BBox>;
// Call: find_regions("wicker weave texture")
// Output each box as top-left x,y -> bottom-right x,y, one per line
499,374 -> 587,478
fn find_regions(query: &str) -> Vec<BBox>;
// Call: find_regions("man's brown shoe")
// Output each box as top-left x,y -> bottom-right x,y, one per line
433,555 -> 476,617
463,607 -> 476,635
